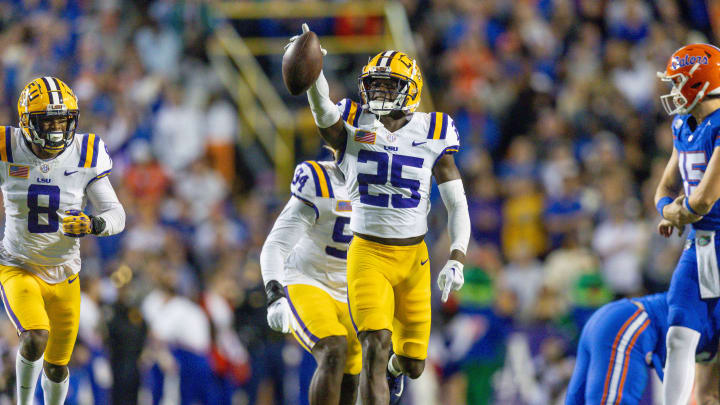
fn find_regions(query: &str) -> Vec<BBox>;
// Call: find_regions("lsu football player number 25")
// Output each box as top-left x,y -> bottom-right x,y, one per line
1,77 -> 125,405
291,24 -> 471,405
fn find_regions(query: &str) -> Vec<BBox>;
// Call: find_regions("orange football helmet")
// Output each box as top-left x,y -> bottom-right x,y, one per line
657,43 -> 720,115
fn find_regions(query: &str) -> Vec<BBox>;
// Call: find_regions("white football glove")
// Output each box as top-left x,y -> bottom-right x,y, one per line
437,260 -> 465,303
284,23 -> 327,55
266,297 -> 293,333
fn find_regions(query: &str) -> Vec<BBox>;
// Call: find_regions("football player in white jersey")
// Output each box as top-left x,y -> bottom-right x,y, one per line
0,77 -> 125,405
261,158 -> 360,405
290,25 -> 471,404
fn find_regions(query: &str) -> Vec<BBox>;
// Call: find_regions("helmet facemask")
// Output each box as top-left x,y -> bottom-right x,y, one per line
359,70 -> 418,116
658,63 -> 710,115
22,107 -> 79,153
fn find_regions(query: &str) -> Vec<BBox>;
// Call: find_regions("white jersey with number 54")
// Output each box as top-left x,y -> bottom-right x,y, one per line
335,99 -> 460,239
284,160 -> 353,301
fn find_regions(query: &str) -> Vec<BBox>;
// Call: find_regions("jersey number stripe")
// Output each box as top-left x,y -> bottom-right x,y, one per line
678,151 -> 706,196
357,150 -> 424,208
27,184 -> 60,233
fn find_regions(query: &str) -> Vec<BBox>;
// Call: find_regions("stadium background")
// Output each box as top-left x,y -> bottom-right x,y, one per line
1,0 -> 719,404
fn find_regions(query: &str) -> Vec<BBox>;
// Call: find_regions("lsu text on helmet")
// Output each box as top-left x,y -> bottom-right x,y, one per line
657,43 -> 720,115
358,51 -> 423,116
17,76 -> 79,154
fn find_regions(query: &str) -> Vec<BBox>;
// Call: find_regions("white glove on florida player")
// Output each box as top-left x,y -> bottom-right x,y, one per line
437,260 -> 464,303
266,297 -> 293,334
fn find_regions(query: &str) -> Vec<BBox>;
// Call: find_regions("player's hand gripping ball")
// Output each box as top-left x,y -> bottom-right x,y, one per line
282,23 -> 325,95
62,210 -> 92,237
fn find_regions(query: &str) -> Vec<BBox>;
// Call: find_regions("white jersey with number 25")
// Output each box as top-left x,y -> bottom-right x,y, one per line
335,99 -> 460,239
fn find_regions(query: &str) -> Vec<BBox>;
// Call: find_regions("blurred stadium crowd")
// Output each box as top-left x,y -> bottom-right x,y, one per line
0,0 -> 718,404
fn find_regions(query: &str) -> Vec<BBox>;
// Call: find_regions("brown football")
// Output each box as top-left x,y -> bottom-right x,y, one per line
282,30 -> 323,95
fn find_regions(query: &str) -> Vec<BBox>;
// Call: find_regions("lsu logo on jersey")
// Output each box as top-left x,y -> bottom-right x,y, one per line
354,130 -> 376,144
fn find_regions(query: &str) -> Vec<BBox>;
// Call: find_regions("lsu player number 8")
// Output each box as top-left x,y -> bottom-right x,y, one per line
1,77 -> 125,405
289,24 -> 471,404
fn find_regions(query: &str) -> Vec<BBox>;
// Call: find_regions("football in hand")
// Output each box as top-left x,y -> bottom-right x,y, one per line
282,30 -> 323,95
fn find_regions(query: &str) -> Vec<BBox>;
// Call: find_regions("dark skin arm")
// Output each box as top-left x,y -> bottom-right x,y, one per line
318,120 -> 347,151
432,153 -> 466,264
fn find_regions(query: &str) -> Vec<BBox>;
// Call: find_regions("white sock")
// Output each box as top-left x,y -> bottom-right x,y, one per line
41,370 -> 69,405
663,326 -> 701,405
16,352 -> 42,405
387,353 -> 402,377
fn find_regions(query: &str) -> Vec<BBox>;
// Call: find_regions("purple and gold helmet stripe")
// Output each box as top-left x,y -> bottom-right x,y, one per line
379,51 -> 398,67
42,76 -> 60,105
51,77 -> 63,104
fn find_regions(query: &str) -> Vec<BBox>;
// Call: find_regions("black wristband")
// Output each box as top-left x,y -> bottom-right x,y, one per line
265,280 -> 286,306
90,216 -> 106,235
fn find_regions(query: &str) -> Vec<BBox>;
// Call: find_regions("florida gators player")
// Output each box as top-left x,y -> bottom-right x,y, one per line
291,24 -> 471,404
565,292 -> 720,404
653,43 -> 720,405
0,77 -> 125,405
260,158 -> 360,405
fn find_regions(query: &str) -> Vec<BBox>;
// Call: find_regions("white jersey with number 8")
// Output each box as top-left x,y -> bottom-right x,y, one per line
0,126 -> 112,283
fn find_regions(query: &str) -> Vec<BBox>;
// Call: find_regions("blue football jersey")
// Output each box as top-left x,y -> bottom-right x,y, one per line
634,292 -> 719,380
672,109 -> 720,230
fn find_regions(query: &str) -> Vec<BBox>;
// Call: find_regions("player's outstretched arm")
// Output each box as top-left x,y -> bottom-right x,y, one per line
433,154 -> 470,302
307,68 -> 346,150
260,197 -> 316,333
289,24 -> 347,150
695,359 -> 720,405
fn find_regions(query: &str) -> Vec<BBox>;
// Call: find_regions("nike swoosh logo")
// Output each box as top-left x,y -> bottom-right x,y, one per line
420,258 -> 429,265
412,141 -> 426,147
68,276 -> 78,284
64,170 -> 78,176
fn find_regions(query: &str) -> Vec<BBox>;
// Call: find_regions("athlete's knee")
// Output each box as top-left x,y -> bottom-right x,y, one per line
19,329 -> 48,361
313,336 -> 348,374
43,361 -> 68,383
359,330 -> 391,368
397,356 -> 424,379
359,330 -> 391,354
